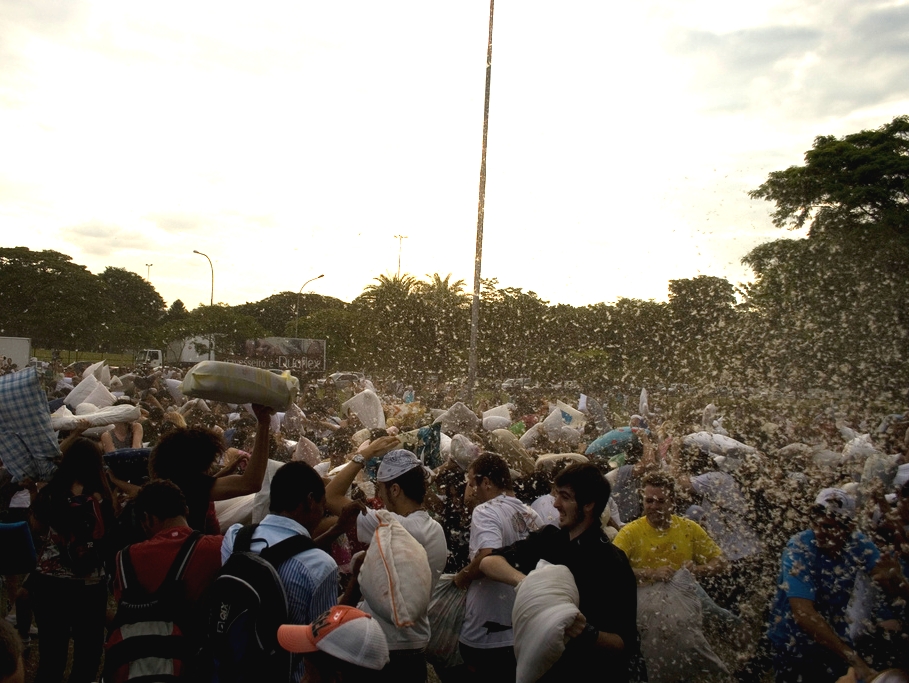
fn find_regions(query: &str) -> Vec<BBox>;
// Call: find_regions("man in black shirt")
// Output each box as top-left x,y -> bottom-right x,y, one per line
480,463 -> 639,682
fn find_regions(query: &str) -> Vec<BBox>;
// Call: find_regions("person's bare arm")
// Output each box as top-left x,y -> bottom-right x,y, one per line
210,404 -> 273,500
454,548 -> 493,589
214,449 -> 249,478
665,437 -> 694,494
107,471 -> 140,498
323,436 -> 400,515
142,390 -> 163,411
632,429 -> 660,477
686,555 -> 728,580
338,551 -> 366,606
59,419 -> 92,454
478,554 -> 527,586
789,597 -> 876,681
100,430 -> 115,454
313,501 -> 367,550
130,422 -> 143,448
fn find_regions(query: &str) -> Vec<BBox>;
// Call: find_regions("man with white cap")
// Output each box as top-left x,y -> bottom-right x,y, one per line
768,488 -> 904,683
277,605 -> 390,682
325,439 -> 447,683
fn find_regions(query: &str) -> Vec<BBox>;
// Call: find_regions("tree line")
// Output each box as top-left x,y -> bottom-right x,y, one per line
2,116 -> 907,397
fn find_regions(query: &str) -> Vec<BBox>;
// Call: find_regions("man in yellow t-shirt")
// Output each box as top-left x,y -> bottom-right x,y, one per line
613,471 -> 726,584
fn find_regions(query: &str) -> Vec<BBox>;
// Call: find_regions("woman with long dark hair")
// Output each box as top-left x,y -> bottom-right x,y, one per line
28,437 -> 115,683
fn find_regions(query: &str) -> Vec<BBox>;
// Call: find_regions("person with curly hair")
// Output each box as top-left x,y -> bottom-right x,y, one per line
148,403 -> 273,534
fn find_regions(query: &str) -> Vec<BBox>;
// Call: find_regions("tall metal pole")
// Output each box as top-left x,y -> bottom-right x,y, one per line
145,263 -> 153,280
193,250 -> 214,360
468,0 -> 495,402
295,274 -> 324,337
394,235 -> 408,278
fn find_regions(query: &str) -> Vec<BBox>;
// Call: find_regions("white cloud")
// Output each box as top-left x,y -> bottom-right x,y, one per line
0,0 -> 903,310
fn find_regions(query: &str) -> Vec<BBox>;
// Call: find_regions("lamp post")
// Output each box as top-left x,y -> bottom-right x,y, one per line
193,250 -> 214,360
145,263 -> 153,280
393,235 -> 408,278
295,274 -> 324,338
468,0 -> 495,402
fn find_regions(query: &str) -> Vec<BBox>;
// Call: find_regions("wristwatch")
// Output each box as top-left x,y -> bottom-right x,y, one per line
351,454 -> 365,466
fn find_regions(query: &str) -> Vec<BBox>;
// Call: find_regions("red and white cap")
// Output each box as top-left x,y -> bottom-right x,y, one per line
277,605 -> 390,671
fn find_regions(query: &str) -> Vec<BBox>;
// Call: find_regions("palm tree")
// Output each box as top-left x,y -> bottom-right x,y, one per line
414,273 -> 468,301
360,273 -> 418,305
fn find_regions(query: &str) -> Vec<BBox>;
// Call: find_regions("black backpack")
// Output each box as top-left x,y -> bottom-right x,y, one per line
61,493 -> 107,576
205,524 -> 314,683
103,531 -> 202,682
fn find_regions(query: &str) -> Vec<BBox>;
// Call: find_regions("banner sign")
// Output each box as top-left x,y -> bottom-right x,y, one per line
224,337 -> 327,372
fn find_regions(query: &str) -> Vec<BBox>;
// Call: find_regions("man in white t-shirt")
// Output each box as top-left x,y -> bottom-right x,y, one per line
324,438 -> 447,683
454,453 -> 542,683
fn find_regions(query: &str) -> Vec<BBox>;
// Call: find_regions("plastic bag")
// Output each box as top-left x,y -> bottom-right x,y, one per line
636,569 -> 727,683
434,402 -> 480,435
425,574 -> 467,669
341,390 -> 386,429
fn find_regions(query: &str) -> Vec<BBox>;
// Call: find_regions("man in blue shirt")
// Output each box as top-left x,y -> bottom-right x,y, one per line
767,488 -> 899,683
221,461 -> 338,683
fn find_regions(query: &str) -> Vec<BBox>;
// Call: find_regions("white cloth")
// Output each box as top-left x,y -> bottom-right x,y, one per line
461,495 -> 543,648
357,508 -> 447,650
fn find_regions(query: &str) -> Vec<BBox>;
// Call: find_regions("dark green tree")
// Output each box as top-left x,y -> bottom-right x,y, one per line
97,267 -> 166,351
749,115 -> 909,241
741,235 -> 909,393
166,299 -> 190,321
745,115 -> 909,395
285,307 -> 361,371
667,276 -> 737,383
0,247 -> 105,350
412,274 -> 470,380
235,291 -> 345,338
609,298 -> 671,387
476,279 -> 549,380
159,304 -> 265,357
350,274 -> 422,376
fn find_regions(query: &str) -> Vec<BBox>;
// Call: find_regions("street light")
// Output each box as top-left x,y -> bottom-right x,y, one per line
193,251 -> 214,306
193,250 -> 214,360
295,274 -> 324,337
393,234 -> 408,278
145,263 -> 153,280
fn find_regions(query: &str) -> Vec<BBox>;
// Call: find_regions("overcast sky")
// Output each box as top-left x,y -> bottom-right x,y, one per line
2,0 -> 907,310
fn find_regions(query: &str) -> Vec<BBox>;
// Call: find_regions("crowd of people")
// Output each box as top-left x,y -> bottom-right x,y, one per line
0,363 -> 908,683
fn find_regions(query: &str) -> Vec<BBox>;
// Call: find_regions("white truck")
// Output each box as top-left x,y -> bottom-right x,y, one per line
135,336 -> 214,368
0,337 -> 32,372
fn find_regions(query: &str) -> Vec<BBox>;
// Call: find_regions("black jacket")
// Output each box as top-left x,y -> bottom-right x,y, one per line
493,523 -> 640,682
